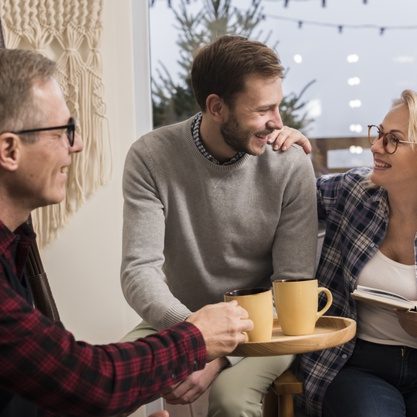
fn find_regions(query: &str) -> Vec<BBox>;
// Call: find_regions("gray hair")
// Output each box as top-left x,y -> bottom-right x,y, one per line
0,48 -> 56,134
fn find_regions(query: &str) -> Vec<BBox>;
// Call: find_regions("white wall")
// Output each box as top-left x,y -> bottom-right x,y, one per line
41,2 -> 152,415
133,0 -> 153,138
42,0 -> 150,351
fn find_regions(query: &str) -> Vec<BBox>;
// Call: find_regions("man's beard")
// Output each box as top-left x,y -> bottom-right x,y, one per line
220,113 -> 274,156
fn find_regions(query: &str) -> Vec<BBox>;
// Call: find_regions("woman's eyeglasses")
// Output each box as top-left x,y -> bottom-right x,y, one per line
367,124 -> 414,154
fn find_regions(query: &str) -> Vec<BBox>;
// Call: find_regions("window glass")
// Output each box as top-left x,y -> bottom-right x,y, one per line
149,0 -> 417,174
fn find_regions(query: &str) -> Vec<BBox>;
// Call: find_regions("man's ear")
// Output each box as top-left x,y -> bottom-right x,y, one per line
205,94 -> 228,123
0,133 -> 21,172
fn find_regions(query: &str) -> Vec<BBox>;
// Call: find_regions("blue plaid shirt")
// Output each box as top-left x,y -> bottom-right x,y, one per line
295,167 -> 417,416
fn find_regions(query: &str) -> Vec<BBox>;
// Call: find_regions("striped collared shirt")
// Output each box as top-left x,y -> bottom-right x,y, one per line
191,112 -> 245,165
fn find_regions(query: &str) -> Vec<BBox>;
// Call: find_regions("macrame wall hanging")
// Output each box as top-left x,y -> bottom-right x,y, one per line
0,0 -> 111,247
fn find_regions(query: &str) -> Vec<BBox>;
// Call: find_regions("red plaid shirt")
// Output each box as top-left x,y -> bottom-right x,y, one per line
0,221 -> 206,416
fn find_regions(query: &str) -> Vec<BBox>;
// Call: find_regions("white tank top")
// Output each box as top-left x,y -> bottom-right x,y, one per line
356,250 -> 417,348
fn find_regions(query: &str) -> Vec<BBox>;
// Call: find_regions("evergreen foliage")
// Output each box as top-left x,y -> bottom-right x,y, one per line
150,0 -> 315,131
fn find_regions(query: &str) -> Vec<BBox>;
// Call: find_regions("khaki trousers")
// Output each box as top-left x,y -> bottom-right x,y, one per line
122,322 -> 294,417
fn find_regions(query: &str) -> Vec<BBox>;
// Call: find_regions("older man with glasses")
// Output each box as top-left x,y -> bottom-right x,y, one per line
0,47 -> 253,417
12,117 -> 77,147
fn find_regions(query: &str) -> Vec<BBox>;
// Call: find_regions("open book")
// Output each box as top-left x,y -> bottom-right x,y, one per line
351,285 -> 417,311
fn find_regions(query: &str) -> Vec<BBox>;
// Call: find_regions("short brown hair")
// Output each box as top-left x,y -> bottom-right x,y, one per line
0,48 -> 56,133
191,35 -> 284,111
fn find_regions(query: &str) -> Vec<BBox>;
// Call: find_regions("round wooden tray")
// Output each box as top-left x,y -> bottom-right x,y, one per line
229,315 -> 356,356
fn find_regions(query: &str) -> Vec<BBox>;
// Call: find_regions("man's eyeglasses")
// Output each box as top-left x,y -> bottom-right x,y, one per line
368,124 -> 414,154
13,117 -> 76,147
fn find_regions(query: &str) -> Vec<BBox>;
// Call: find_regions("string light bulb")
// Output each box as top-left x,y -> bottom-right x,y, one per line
347,77 -> 361,86
267,14 -> 417,36
347,54 -> 359,63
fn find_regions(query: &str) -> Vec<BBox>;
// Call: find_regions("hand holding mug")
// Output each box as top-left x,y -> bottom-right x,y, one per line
224,287 -> 273,342
186,301 -> 253,360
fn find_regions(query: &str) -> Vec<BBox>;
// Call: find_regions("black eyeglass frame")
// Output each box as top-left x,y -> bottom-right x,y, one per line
367,124 -> 414,155
12,117 -> 76,147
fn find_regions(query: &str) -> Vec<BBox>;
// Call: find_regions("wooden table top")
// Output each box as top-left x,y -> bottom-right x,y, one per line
229,315 -> 356,356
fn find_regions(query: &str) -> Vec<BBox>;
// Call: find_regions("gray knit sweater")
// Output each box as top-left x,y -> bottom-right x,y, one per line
121,117 -> 318,330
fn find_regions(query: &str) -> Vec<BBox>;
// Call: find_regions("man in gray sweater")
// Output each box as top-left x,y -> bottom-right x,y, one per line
121,35 -> 317,417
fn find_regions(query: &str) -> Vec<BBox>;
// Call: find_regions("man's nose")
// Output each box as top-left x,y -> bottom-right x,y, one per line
70,132 -> 83,153
267,108 -> 283,130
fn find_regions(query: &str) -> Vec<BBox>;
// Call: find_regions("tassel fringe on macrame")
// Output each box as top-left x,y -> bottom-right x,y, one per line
0,0 -> 111,247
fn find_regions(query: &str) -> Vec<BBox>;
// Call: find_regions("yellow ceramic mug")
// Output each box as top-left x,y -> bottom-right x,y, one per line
224,287 -> 273,342
273,278 -> 333,336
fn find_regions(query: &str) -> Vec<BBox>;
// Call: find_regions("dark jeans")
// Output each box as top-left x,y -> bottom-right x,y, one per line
323,338 -> 417,417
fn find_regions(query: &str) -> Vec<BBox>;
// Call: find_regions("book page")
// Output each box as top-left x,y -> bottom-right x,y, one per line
352,285 -> 416,311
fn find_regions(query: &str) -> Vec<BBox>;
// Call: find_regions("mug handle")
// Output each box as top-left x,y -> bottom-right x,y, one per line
317,287 -> 333,318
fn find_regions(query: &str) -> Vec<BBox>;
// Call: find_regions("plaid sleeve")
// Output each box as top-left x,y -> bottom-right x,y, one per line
0,276 -> 206,416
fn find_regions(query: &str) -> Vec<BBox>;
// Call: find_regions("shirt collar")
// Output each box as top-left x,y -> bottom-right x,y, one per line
191,112 -> 246,165
0,220 -> 36,255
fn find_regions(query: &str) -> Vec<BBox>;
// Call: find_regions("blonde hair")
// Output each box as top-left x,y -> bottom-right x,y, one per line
398,89 -> 417,145
363,89 -> 417,189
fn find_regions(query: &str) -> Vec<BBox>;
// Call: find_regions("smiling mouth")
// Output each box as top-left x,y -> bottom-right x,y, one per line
255,131 -> 274,141
374,160 -> 391,169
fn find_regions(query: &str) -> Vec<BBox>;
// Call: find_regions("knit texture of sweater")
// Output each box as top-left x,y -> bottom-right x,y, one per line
121,117 -> 318,330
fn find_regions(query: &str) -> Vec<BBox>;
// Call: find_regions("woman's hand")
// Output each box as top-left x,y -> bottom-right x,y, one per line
268,126 -> 312,154
396,309 -> 417,337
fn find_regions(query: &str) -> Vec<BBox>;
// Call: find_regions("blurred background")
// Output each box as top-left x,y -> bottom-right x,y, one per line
148,0 -> 417,174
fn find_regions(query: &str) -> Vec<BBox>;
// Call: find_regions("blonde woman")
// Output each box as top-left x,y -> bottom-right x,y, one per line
291,90 -> 417,417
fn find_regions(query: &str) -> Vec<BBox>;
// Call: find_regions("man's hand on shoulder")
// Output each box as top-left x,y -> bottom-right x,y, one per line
268,126 -> 312,154
186,301 -> 253,361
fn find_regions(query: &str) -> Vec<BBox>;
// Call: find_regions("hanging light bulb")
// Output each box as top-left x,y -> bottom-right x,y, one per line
347,77 -> 361,86
349,99 -> 362,108
293,54 -> 303,64
347,54 -> 360,63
